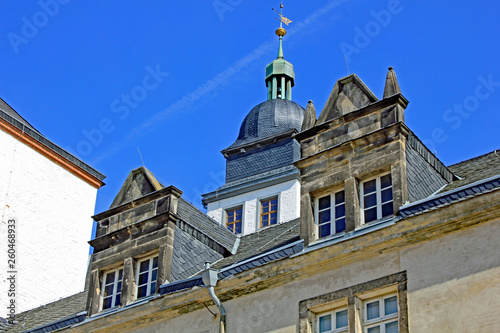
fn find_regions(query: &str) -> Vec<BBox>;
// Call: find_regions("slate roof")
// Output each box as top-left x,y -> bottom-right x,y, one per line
1,292 -> 86,333
0,97 -> 105,181
0,97 -> 39,132
177,198 -> 238,254
212,218 -> 300,269
442,149 -> 500,192
159,238 -> 303,296
228,99 -> 305,149
158,218 -> 301,295
400,149 -> 500,218
171,225 -> 224,281
218,164 -> 299,191
202,165 -> 300,206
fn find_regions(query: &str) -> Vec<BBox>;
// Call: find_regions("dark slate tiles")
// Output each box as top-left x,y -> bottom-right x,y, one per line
3,292 -> 86,333
158,276 -> 203,295
226,139 -> 299,182
171,226 -> 223,281
443,149 -> 500,192
0,97 -> 38,132
176,198 -> 237,254
212,218 -> 300,270
229,99 -> 304,148
406,142 -> 448,202
400,175 -> 500,218
23,312 -> 86,333
406,132 -> 455,182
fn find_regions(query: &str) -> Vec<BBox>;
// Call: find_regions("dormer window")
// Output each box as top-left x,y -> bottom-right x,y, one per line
136,255 -> 158,298
226,206 -> 243,234
260,197 -> 278,228
315,189 -> 346,239
360,173 -> 393,224
101,267 -> 123,310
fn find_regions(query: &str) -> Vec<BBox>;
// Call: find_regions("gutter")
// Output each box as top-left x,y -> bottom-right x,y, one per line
201,262 -> 226,333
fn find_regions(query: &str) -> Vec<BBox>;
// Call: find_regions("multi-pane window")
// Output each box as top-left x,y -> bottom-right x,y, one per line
317,307 -> 348,333
226,206 -> 242,234
361,173 -> 393,224
101,268 -> 123,310
136,255 -> 158,298
316,190 -> 346,239
260,197 -> 278,228
364,294 -> 399,333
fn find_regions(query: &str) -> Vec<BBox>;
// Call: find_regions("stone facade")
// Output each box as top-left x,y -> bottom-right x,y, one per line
85,167 -> 237,317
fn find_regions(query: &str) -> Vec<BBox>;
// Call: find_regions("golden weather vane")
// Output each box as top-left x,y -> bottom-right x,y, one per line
272,3 -> 292,27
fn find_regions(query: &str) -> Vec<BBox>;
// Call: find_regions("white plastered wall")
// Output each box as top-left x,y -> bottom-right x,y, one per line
0,130 -> 98,315
206,179 -> 300,235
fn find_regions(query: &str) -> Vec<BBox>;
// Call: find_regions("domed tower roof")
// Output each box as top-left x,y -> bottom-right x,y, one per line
217,7 -> 305,183
229,99 -> 305,148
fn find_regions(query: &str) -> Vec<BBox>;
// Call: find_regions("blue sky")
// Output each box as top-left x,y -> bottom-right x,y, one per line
1,1 -> 499,231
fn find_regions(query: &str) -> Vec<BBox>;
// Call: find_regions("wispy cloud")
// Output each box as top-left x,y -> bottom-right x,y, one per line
91,0 -> 349,165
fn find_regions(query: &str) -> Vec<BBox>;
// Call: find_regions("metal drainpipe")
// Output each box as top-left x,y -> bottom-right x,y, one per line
202,262 -> 226,333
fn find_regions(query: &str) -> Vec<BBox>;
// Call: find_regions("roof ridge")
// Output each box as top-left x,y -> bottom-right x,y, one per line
448,148 -> 500,167
0,96 -> 40,133
14,291 -> 86,316
177,198 -> 238,251
178,197 -> 222,226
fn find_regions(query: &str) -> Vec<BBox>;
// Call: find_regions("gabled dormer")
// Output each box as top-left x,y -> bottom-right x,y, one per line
86,167 -> 237,316
296,68 -> 457,246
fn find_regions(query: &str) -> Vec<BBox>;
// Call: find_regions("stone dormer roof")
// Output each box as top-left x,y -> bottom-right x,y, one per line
109,166 -> 164,209
317,73 -> 379,124
93,167 -> 238,255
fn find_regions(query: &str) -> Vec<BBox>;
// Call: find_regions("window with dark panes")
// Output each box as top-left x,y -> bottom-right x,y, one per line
136,255 -> 158,298
361,173 -> 393,224
316,189 -> 346,239
101,268 -> 123,310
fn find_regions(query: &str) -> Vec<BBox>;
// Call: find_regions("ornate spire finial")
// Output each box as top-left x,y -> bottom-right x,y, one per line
272,3 -> 292,58
265,3 -> 295,101
272,3 -> 292,37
